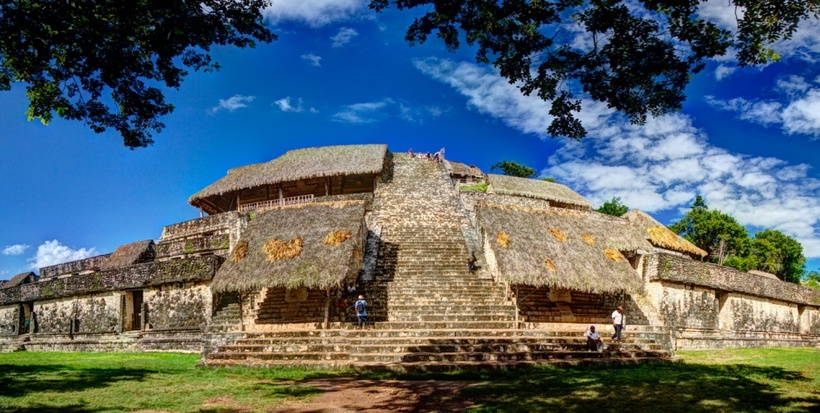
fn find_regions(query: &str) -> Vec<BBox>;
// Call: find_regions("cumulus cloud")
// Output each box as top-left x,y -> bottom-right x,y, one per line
331,27 -> 358,47
301,53 -> 322,67
263,0 -> 366,27
208,95 -> 255,114
273,97 -> 316,113
706,76 -> 820,138
416,58 -> 820,258
2,244 -> 29,256
27,240 -> 98,270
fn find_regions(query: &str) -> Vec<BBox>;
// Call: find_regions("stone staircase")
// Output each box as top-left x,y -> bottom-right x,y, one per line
205,155 -> 673,369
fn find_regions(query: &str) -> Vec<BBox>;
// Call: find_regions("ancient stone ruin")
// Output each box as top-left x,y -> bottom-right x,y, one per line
1,144 -> 818,368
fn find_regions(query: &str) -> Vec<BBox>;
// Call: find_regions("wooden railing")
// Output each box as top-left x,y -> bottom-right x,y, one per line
238,194 -> 315,212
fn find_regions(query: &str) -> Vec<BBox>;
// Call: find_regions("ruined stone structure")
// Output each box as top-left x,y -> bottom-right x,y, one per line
1,144 -> 818,368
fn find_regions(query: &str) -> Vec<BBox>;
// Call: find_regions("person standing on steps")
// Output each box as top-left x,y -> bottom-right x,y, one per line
467,251 -> 477,274
611,306 -> 625,341
354,295 -> 370,330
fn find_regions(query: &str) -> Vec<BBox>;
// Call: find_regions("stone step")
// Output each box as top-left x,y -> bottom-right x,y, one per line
209,351 -> 350,362
383,314 -> 515,322
349,357 -> 675,372
351,349 -> 669,363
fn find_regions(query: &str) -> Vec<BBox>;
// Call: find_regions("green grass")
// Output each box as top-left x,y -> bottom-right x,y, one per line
0,352 -> 351,412
1,348 -> 818,412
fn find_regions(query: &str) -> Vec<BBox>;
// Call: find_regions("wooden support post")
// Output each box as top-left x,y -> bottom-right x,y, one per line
514,285 -> 520,330
323,290 -> 332,329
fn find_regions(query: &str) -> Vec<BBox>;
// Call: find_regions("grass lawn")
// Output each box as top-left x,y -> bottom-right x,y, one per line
1,348 -> 818,412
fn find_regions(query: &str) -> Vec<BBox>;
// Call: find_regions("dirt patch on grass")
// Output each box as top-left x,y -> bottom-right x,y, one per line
269,378 -> 479,412
203,396 -> 251,412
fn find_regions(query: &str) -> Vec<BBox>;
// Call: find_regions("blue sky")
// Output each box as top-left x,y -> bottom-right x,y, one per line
1,0 -> 819,277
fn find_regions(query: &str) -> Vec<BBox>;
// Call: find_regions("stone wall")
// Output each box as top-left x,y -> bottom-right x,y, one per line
144,282 -> 211,331
35,293 -> 121,335
0,255 -> 222,306
722,294 -> 799,333
646,253 -> 820,306
649,282 -> 720,330
644,252 -> 820,349
39,254 -> 112,278
254,287 -> 326,326
0,305 -> 19,335
516,286 -> 651,325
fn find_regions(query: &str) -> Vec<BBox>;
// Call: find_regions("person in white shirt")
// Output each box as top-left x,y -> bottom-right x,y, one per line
584,325 -> 602,351
611,306 -> 625,341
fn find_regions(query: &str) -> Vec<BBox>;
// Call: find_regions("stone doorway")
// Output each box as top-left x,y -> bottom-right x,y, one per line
124,290 -> 144,331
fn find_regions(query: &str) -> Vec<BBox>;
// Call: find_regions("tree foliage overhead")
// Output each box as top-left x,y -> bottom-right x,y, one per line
371,0 -> 820,139
0,0 -> 275,148
491,160 -> 536,178
596,196 -> 629,217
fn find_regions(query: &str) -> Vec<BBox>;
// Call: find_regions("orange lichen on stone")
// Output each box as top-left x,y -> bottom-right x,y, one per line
323,230 -> 352,246
497,231 -> 511,248
264,238 -> 303,262
549,228 -> 567,242
230,241 -> 248,263
604,248 -> 624,262
582,234 -> 595,246
544,258 -> 556,272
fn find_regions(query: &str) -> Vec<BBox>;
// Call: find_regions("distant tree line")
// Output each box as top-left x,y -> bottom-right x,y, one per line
595,195 -> 808,284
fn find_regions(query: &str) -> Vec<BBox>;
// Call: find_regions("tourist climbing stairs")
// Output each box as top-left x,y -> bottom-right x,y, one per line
205,154 -> 674,369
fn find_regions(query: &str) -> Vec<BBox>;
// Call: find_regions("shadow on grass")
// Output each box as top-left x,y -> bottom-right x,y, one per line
0,364 -> 151,398
452,362 -> 819,413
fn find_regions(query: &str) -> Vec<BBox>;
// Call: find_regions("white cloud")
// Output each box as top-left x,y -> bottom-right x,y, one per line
714,65 -> 736,80
27,240 -> 98,270
707,82 -> 820,138
398,103 -> 446,124
301,53 -> 322,67
781,89 -> 820,136
332,99 -> 442,124
417,58 -> 820,258
2,244 -> 29,256
704,96 -> 783,126
274,97 -> 316,113
333,99 -> 394,124
331,27 -> 358,47
263,0 -> 366,27
208,95 -> 255,114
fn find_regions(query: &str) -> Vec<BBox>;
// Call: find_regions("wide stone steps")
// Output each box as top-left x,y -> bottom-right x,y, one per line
208,331 -> 671,367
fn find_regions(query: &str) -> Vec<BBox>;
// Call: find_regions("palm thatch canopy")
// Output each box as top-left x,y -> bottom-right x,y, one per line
623,210 -> 707,258
189,144 -> 389,208
211,201 -> 367,293
0,271 -> 37,289
100,240 -> 156,270
477,203 -> 650,293
448,161 -> 484,179
486,174 -> 592,210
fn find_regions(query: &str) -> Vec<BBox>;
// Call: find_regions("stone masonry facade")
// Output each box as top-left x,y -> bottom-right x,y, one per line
1,149 -> 819,354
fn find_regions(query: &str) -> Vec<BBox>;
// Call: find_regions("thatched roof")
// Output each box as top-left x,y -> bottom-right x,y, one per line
0,271 -> 37,289
486,174 -> 593,210
189,144 -> 388,205
100,240 -> 155,270
211,201 -> 367,292
477,203 -> 650,293
623,210 -> 707,258
448,161 -> 484,178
